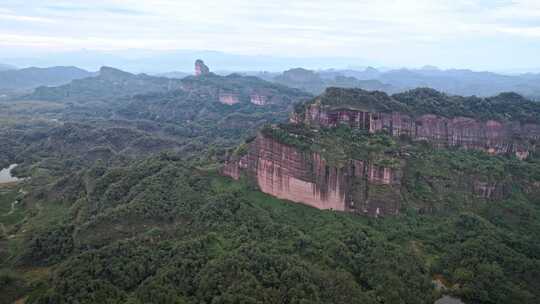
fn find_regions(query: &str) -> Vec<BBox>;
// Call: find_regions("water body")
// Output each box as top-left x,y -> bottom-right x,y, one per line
0,164 -> 20,184
435,295 -> 465,304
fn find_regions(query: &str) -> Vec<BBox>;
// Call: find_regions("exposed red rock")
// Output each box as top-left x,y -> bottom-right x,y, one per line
223,89 -> 539,216
301,103 -> 540,158
250,94 -> 268,105
194,59 -> 210,76
222,134 -> 401,216
219,92 -> 240,105
222,130 -> 521,216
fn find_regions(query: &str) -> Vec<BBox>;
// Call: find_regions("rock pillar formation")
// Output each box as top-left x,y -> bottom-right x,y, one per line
195,59 -> 210,76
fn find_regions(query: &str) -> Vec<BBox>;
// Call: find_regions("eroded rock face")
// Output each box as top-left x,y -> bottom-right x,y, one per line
473,181 -> 504,200
219,92 -> 240,105
250,94 -> 268,105
223,134 -> 401,216
302,104 -> 540,158
221,131 -> 516,216
194,59 -> 210,76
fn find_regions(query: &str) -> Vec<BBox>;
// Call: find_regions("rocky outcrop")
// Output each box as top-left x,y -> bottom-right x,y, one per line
301,103 -> 540,158
219,91 -> 240,105
473,181 -> 504,200
250,94 -> 269,105
221,88 -> 537,216
223,134 -> 401,216
222,131 -> 517,216
195,59 -> 210,76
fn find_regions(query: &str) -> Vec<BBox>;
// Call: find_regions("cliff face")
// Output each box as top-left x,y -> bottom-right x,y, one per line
222,131 -> 521,216
222,88 -> 540,216
224,134 -> 401,216
219,92 -> 241,105
250,94 -> 269,105
195,59 -> 210,76
302,103 -> 540,158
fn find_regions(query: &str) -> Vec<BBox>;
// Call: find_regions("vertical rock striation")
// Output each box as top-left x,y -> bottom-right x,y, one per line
218,91 -> 241,105
222,88 -> 540,216
223,134 -> 401,216
301,103 -> 540,158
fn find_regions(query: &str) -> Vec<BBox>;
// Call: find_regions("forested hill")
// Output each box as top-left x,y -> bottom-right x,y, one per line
1,63 -> 539,304
119,73 -> 308,127
303,87 -> 540,123
0,66 -> 92,91
27,66 -> 180,103
269,66 -> 540,99
1,64 -> 311,168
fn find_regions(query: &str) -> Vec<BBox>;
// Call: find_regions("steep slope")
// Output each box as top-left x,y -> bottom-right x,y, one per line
2,154 -> 539,304
223,88 -> 540,216
0,157 -> 438,304
296,88 -> 540,157
1,85 -> 539,304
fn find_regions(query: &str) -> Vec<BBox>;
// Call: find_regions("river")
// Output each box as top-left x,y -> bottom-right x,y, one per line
0,164 -> 21,184
435,295 -> 464,304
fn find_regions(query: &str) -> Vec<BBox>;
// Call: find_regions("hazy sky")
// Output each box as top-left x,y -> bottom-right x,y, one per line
1,0 -> 539,70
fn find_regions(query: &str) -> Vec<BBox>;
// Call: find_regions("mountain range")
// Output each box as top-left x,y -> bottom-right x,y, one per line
266,67 -> 540,99
0,63 -> 16,71
1,60 -> 539,304
0,66 -> 92,93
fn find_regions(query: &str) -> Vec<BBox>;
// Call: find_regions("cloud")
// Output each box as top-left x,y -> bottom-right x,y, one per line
44,4 -> 147,16
0,0 -> 539,69
0,13 -> 55,23
497,26 -> 540,37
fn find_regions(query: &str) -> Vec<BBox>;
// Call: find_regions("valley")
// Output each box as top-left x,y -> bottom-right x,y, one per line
0,60 -> 539,304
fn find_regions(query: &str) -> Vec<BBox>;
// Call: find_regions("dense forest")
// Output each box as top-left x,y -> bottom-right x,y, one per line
2,150 -> 539,303
0,67 -> 539,304
306,87 -> 540,123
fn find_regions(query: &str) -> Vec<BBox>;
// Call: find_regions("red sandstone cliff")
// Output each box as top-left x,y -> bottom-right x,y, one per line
194,59 -> 210,76
222,89 -> 537,216
219,91 -> 241,105
222,132 -> 513,216
300,103 -> 539,159
223,134 -> 402,216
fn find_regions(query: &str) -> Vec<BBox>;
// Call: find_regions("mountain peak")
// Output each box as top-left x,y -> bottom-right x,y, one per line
421,65 -> 440,71
195,59 -> 210,76
99,66 -> 133,79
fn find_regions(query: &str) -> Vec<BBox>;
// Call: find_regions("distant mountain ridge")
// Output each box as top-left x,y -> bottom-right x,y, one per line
264,66 -> 540,99
0,63 -> 16,71
272,67 -> 394,94
18,61 -> 311,160
321,67 -> 540,99
0,66 -> 92,91
28,66 -> 179,102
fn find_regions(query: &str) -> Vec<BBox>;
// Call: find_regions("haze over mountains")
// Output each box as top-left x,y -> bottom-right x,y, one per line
2,0 -> 540,302
2,59 -> 540,100
0,50 -> 367,74
0,66 -> 92,93
0,63 -> 16,71
268,66 -> 540,99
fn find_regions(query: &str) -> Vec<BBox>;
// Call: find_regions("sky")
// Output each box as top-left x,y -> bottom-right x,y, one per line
0,0 -> 539,71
